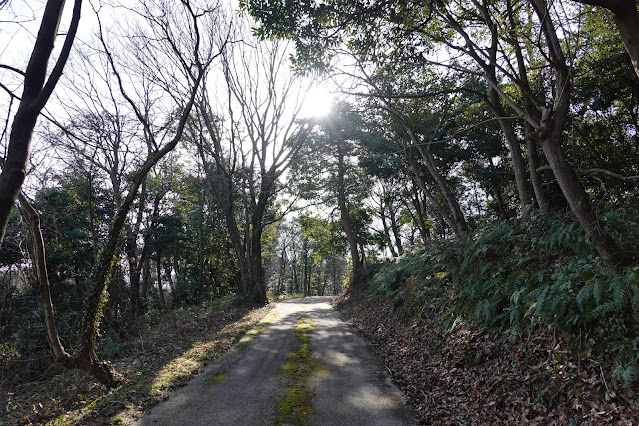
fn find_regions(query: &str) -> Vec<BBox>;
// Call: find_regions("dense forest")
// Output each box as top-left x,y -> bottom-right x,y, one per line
1,0 -> 639,423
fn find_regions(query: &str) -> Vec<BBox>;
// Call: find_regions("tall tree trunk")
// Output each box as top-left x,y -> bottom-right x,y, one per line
487,158 -> 509,219
126,181 -> 146,318
292,254 -> 300,293
537,126 -> 628,265
336,139 -> 365,286
492,185 -> 508,219
486,89 -> 533,213
197,185 -> 205,302
526,133 -> 549,213
277,247 -> 287,295
195,137 -> 251,296
410,186 -> 431,244
332,259 -> 338,295
0,0 -> 81,244
506,0 -> 549,214
141,252 -> 151,311
387,198 -> 404,255
248,174 -> 277,304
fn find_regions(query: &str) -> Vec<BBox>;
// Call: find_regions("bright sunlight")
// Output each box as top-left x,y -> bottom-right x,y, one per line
300,85 -> 333,118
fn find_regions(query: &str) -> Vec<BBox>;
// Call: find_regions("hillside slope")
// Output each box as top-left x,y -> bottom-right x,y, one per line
335,213 -> 639,424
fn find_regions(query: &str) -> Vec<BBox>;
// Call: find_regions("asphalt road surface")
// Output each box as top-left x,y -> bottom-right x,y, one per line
136,296 -> 416,425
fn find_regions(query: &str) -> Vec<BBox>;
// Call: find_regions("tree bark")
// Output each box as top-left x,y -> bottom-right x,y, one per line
486,89 -> 532,213
379,199 -> 398,257
156,253 -> 167,310
336,139 -> 365,287
409,185 -> 431,244
0,0 -> 81,245
126,181 -> 146,318
387,197 -> 404,255
526,133 -> 549,213
19,193 -> 118,387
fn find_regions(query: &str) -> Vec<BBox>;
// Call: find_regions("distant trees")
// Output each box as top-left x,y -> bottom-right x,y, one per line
290,102 -> 375,285
269,216 -> 347,297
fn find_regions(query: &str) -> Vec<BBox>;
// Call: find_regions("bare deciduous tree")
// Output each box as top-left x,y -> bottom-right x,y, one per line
28,0 -> 228,386
194,26 -> 314,304
0,0 -> 82,244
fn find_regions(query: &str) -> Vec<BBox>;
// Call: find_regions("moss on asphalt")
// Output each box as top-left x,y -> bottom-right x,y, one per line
274,314 -> 327,426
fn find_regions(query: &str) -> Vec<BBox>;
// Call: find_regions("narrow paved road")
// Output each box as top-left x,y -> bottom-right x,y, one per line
137,296 -> 416,425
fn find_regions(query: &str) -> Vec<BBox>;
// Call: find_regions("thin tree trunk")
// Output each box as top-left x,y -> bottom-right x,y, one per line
410,186 -> 431,244
302,247 -> 310,296
488,157 -> 509,219
156,253 -> 167,310
487,89 -> 532,213
141,252 -> 151,311
332,260 -> 338,295
379,200 -> 398,257
292,254 -> 300,293
19,193 -> 118,386
197,185 -> 205,302
526,134 -> 549,213
387,198 -> 404,255
127,181 -> 146,318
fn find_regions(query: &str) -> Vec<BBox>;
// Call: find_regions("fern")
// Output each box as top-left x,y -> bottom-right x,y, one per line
593,278 -> 604,306
613,364 -> 637,388
576,281 -> 594,308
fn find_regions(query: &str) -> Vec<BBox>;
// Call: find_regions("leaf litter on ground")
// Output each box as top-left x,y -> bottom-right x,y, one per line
334,289 -> 639,425
1,302 -> 272,425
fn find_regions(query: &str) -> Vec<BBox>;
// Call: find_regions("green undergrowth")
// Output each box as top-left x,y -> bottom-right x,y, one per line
366,206 -> 639,386
275,314 -> 327,426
